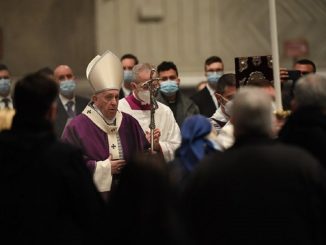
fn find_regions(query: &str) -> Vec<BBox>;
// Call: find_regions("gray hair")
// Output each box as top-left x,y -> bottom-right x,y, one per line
231,87 -> 273,138
293,74 -> 326,109
132,63 -> 154,83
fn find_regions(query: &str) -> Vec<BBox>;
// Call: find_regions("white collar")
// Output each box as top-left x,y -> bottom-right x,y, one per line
92,104 -> 116,124
59,94 -> 75,105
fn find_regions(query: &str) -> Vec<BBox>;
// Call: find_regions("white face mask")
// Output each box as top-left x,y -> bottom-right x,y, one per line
224,100 -> 233,116
137,90 -> 151,104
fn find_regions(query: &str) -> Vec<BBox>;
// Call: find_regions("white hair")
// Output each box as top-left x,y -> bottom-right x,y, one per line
231,87 -> 273,138
131,63 -> 153,83
294,74 -> 326,109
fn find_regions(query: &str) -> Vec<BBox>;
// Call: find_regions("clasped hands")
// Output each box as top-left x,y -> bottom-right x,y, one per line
145,128 -> 161,153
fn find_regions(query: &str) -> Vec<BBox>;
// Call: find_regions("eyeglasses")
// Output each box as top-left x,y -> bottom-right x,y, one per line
160,75 -> 177,81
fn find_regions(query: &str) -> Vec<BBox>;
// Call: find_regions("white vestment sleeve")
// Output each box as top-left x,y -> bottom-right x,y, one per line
158,107 -> 181,162
93,159 -> 112,192
216,123 -> 234,150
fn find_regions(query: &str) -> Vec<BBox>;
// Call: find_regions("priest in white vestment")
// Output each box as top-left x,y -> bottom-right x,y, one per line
118,63 -> 181,162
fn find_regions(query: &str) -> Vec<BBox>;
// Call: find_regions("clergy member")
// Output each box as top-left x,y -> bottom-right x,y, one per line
62,50 -> 150,200
118,63 -> 181,162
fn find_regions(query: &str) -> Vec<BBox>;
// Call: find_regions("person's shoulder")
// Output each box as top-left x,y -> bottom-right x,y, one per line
234,140 -> 320,168
0,130 -> 14,146
66,113 -> 90,128
118,97 -> 128,107
156,101 -> 176,115
121,111 -> 138,122
45,139 -> 84,163
178,91 -> 199,106
50,139 -> 79,152
190,87 -> 209,101
156,100 -> 171,110
272,141 -> 319,160
119,96 -> 128,103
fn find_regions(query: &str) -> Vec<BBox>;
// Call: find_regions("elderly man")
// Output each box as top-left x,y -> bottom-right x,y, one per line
62,51 -> 149,200
183,87 -> 326,245
118,63 -> 181,162
278,73 -> 326,167
53,64 -> 89,137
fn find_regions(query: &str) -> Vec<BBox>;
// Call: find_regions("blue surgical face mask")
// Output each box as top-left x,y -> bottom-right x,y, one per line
0,78 -> 11,96
123,70 -> 133,83
60,80 -> 76,97
207,71 -> 223,85
160,80 -> 179,96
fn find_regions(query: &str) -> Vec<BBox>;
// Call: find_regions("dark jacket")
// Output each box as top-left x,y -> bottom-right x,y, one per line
54,95 -> 89,138
0,115 -> 106,244
156,91 -> 199,127
278,106 -> 326,168
190,86 -> 216,117
182,136 -> 326,245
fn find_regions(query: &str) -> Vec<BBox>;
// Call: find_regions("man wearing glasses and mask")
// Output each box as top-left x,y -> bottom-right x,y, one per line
118,63 -> 181,162
191,56 -> 224,117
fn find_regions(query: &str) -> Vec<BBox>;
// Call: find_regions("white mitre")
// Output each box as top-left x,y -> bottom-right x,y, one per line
86,50 -> 123,93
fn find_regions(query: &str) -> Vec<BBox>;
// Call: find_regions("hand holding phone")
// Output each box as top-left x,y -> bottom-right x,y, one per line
287,70 -> 301,82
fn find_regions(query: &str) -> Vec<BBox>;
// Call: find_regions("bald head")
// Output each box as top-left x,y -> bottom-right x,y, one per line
54,65 -> 76,99
54,65 -> 75,83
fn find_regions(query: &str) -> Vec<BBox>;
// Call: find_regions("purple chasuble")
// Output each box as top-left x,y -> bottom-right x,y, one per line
62,111 -> 150,172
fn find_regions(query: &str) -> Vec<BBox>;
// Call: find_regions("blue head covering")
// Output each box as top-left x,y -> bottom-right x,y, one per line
178,115 -> 216,172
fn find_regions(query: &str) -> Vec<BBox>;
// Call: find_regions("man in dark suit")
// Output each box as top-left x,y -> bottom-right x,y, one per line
191,56 -> 224,117
53,64 -> 89,137
183,87 -> 326,245
119,53 -> 139,99
0,72 -> 106,244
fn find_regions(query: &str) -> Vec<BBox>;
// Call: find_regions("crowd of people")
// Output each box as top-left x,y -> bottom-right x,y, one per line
1,52 -> 326,244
